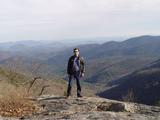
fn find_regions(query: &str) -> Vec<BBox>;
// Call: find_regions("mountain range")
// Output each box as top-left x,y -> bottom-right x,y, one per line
46,35 -> 160,85
98,59 -> 160,105
0,35 -> 160,106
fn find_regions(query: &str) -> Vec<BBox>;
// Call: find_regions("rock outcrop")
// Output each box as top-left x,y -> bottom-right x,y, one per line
1,96 -> 160,120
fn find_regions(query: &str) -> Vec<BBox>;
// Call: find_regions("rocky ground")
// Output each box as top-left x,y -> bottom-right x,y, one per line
1,95 -> 160,120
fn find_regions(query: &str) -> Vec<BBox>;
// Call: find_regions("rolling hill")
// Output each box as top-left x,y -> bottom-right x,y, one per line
98,59 -> 160,106
0,35 -> 160,91
46,35 -> 160,85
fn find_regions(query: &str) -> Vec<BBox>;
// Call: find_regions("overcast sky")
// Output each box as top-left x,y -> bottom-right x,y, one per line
0,0 -> 160,42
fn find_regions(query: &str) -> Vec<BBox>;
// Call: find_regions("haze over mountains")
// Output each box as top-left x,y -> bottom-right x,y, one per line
46,35 -> 160,83
0,35 -> 160,80
0,35 -> 160,106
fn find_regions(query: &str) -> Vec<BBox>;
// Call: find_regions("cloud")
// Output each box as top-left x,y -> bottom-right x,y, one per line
0,0 -> 160,41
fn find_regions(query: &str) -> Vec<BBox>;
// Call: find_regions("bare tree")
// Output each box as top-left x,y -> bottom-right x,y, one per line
122,88 -> 136,102
27,77 -> 41,93
38,85 -> 50,96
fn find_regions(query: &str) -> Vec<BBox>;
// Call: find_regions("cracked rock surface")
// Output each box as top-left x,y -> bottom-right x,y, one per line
1,96 -> 160,120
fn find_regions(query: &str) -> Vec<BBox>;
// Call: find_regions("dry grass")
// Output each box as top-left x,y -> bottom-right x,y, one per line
0,66 -> 96,117
0,81 -> 39,117
27,78 -> 67,96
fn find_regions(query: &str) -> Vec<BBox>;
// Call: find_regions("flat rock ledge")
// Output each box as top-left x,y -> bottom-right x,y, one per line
1,95 -> 160,120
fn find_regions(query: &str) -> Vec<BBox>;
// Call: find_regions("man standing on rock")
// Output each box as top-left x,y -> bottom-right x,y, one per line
66,48 -> 85,98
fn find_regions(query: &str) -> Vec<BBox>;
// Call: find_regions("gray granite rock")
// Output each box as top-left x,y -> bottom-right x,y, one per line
1,96 -> 160,120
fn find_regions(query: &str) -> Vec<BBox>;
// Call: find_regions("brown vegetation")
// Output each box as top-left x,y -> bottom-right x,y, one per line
0,82 -> 39,117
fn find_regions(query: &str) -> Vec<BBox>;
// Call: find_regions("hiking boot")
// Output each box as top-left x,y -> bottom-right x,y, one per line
77,95 -> 83,98
66,94 -> 71,98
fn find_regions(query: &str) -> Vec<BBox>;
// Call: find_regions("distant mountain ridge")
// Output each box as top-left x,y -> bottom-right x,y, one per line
98,59 -> 160,105
46,35 -> 160,84
0,35 -> 160,87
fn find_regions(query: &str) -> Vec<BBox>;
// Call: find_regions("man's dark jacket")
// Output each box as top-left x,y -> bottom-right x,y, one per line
67,55 -> 85,75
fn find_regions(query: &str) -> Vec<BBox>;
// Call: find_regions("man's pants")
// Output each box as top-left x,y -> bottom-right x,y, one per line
67,72 -> 81,96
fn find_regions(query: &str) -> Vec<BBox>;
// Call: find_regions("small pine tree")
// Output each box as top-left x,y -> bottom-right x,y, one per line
122,88 -> 136,102
156,100 -> 160,107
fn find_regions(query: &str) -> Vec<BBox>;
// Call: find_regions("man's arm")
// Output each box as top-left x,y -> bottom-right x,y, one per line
67,57 -> 71,75
80,57 -> 85,74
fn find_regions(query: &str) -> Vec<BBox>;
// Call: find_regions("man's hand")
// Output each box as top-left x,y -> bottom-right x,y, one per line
81,73 -> 84,77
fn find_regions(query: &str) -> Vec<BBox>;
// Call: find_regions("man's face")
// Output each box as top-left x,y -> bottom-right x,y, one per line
74,49 -> 80,57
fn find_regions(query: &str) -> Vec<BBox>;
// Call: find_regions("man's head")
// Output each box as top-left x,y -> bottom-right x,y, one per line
73,48 -> 80,57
